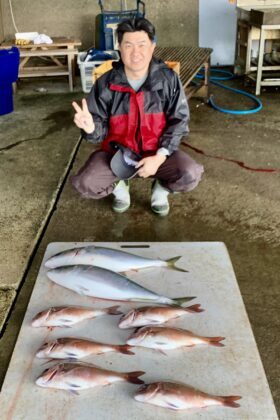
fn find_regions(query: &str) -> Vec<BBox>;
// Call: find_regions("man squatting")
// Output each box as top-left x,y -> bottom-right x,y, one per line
71,18 -> 204,216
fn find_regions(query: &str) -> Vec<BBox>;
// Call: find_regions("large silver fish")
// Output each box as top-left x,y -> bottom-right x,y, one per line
126,326 -> 225,350
45,245 -> 187,272
32,305 -> 122,328
119,304 -> 204,329
134,382 -> 241,410
36,363 -> 145,394
46,265 -> 195,306
36,337 -> 134,359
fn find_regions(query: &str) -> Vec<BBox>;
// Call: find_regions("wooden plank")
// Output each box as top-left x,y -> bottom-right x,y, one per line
19,68 -> 69,77
20,65 -> 68,71
19,49 -> 78,57
0,38 -> 81,49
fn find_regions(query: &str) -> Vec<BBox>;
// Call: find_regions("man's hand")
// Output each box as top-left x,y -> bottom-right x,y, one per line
136,154 -> 167,178
72,99 -> 95,134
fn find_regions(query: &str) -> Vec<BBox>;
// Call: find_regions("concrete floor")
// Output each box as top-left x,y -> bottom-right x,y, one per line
0,76 -> 279,416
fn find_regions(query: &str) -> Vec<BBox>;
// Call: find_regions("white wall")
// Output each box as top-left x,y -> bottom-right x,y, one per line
199,0 -> 237,66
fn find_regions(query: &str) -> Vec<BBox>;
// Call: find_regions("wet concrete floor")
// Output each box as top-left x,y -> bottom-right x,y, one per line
0,77 -> 279,415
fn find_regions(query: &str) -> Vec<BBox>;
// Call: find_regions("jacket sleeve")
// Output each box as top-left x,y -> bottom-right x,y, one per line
81,76 -> 111,143
159,72 -> 189,153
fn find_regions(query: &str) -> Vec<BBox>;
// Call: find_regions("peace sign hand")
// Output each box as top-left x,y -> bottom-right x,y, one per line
72,99 -> 95,134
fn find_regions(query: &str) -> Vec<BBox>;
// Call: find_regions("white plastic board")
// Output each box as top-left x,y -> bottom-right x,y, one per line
0,242 -> 278,419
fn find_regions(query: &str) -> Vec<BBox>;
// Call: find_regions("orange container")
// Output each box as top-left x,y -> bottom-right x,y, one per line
165,61 -> 180,75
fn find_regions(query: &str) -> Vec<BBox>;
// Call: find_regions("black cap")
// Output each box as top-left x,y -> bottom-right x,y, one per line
110,143 -> 142,180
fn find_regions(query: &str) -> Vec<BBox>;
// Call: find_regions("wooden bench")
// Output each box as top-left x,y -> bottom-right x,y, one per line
0,37 -> 81,92
155,46 -> 213,101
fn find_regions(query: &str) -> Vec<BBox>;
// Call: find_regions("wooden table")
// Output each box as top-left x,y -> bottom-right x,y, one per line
0,37 -> 81,91
155,46 -> 213,101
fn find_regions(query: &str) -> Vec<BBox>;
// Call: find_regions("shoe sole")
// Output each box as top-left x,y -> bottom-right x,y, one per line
112,205 -> 130,213
151,207 -> 170,217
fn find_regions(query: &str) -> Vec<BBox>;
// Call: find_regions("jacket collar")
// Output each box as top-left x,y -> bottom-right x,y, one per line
109,57 -> 167,91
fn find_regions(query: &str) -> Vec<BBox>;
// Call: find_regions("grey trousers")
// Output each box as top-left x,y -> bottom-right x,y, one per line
71,149 -> 204,199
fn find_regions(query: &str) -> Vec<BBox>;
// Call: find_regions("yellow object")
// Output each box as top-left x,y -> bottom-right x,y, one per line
92,60 -> 114,82
165,61 -> 180,75
15,39 -> 31,46
92,60 -> 180,82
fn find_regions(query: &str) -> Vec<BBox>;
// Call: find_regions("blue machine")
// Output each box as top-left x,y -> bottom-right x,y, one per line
95,0 -> 145,50
0,47 -> 20,116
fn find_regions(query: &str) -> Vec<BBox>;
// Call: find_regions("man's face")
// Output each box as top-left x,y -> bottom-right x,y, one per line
119,31 -> 156,76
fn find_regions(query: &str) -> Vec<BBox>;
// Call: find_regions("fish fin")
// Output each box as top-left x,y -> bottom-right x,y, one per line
66,352 -> 78,358
126,371 -> 145,384
165,256 -> 188,272
133,327 -> 144,334
64,357 -> 79,363
41,358 -> 57,365
166,401 -> 180,410
67,382 -> 81,396
171,296 -> 196,306
219,396 -> 242,408
69,390 -> 79,395
68,383 -> 82,388
157,349 -> 167,356
67,360 -> 99,368
107,305 -> 123,316
207,336 -> 226,347
145,318 -> 161,324
185,304 -> 204,313
118,345 -> 135,355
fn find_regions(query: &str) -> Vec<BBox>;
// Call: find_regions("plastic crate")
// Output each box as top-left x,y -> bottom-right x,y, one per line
78,50 -> 119,93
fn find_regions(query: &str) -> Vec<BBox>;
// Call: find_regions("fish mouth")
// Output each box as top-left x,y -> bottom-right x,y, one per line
36,365 -> 60,386
44,259 -> 55,268
36,341 -> 58,358
127,327 -> 150,344
119,310 -> 136,328
32,308 -> 51,326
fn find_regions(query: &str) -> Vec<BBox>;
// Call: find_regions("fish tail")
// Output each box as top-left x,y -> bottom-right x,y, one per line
107,305 -> 123,316
125,371 -> 145,384
118,345 -> 135,355
219,395 -> 242,408
165,256 -> 188,272
207,336 -> 225,347
185,304 -> 204,313
171,296 -> 196,306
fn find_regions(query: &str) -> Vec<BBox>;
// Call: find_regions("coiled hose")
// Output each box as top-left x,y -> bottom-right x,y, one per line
196,69 -> 263,115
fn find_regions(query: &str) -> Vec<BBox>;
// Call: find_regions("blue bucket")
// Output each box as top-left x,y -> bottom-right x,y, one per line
0,47 -> 20,116
0,84 -> 14,115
